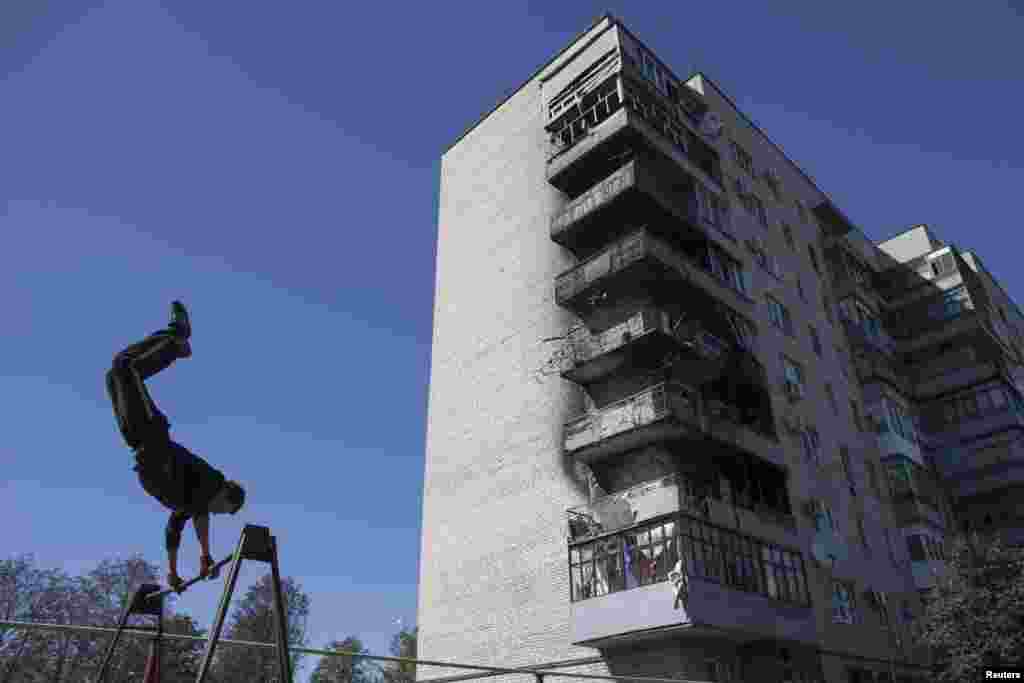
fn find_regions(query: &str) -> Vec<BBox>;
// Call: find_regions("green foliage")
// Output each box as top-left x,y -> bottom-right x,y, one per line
913,533 -> 1024,681
213,572 -> 311,683
310,635 -> 378,683
381,627 -> 417,683
0,554 -> 205,683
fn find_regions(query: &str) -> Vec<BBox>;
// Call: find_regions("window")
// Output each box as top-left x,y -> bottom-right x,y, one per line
831,581 -> 856,624
767,296 -> 793,335
801,427 -> 821,464
782,222 -> 796,249
856,516 -> 870,554
866,459 -> 882,498
839,446 -> 856,493
884,528 -> 900,567
795,199 -> 808,223
926,285 -> 970,322
825,383 -> 838,416
751,194 -> 768,228
569,515 -> 810,605
796,277 -> 807,303
782,356 -> 805,397
882,397 -> 917,443
823,294 -> 834,326
807,244 -> 821,275
809,325 -> 822,356
850,399 -> 863,431
928,251 -> 957,278
705,246 -> 750,295
730,139 -> 753,175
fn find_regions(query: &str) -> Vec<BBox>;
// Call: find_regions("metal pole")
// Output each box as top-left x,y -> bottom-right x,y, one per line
269,534 -> 294,683
1,620 -> 713,683
194,529 -> 247,683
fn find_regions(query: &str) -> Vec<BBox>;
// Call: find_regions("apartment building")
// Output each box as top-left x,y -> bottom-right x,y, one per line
418,14 -> 1024,683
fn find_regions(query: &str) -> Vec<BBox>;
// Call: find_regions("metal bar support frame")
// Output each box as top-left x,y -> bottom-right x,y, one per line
193,524 -> 293,683
96,582 -> 164,682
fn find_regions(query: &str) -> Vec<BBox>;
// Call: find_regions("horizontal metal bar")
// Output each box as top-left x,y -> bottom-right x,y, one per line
0,620 -> 709,683
149,555 -> 235,601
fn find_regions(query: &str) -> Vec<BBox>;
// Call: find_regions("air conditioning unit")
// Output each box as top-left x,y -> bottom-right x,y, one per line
764,167 -> 781,185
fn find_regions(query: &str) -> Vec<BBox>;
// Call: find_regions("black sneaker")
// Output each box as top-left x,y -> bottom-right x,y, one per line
169,301 -> 192,358
169,301 -> 191,339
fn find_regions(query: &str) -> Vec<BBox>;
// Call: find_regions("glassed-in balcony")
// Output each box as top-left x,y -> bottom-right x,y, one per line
554,230 -> 752,319
546,74 -> 723,198
549,159 -> 728,257
558,308 -> 731,385
564,382 -> 703,464
568,512 -> 814,647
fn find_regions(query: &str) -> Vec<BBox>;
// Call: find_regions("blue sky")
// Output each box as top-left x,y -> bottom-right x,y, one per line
2,0 -> 1023,679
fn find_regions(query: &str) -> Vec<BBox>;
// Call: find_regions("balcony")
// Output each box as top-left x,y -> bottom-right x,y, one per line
550,159 -> 729,257
890,492 -> 945,529
897,308 -> 1011,358
567,473 -> 694,543
842,319 -> 896,357
554,230 -> 753,319
923,406 -> 1024,449
564,382 -> 703,464
876,428 -> 923,467
569,513 -> 815,647
558,308 -> 731,385
547,94 -> 723,199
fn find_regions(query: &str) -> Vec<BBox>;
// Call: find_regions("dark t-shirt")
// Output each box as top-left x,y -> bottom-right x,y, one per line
133,440 -> 226,550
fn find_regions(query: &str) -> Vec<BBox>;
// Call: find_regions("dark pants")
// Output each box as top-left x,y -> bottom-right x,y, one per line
105,328 -> 182,450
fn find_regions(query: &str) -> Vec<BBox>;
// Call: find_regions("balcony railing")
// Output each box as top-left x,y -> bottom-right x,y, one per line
569,511 -> 811,607
558,309 -> 732,383
554,230 -> 752,315
567,473 -> 685,542
564,382 -> 701,460
549,159 -> 726,255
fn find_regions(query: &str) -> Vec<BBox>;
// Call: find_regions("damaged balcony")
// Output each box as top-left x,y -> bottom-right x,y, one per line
550,159 -> 731,258
554,230 -> 753,320
568,512 -> 815,647
563,381 -> 780,467
564,382 -> 703,464
545,73 -> 723,198
558,308 -> 732,385
896,306 -> 1014,361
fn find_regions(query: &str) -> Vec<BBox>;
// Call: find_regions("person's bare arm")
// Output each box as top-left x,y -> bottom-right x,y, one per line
194,513 -> 211,554
168,546 -> 179,576
166,511 -> 189,591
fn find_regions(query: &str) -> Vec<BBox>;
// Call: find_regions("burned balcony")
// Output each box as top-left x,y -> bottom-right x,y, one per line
567,473 -> 688,543
568,512 -> 814,647
550,159 -> 728,258
564,382 -> 703,464
557,308 -> 732,385
554,230 -> 753,320
546,74 -> 723,198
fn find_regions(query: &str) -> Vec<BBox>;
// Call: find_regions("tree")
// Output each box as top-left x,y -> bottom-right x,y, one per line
214,573 -> 310,683
0,555 -> 68,683
0,554 -> 208,683
310,636 -> 378,683
381,627 -> 416,683
913,532 -> 1024,680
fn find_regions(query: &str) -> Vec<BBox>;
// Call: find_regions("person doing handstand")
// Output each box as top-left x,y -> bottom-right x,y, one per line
106,302 -> 246,592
